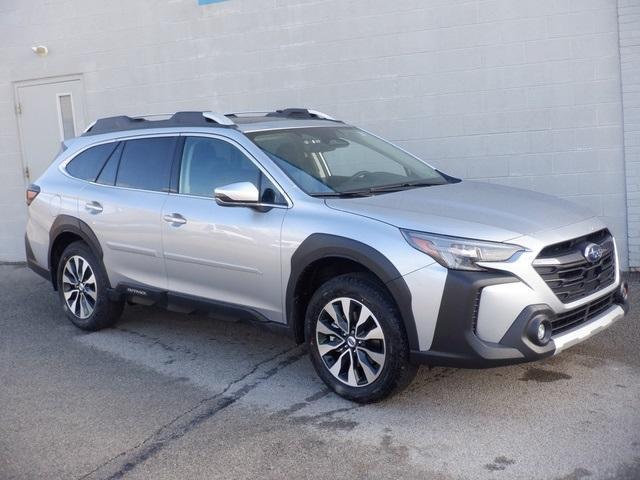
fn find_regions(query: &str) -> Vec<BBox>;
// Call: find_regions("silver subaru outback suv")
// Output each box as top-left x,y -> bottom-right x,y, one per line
25,108 -> 629,403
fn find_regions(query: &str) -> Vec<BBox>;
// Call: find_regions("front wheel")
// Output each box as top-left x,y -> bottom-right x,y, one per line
57,241 -> 123,331
305,273 -> 417,403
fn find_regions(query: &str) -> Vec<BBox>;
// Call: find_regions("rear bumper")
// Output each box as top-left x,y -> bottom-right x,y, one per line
25,234 -> 51,283
410,270 -> 628,368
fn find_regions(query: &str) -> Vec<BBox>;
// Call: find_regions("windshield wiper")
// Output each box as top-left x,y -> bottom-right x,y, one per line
340,180 -> 440,196
310,181 -> 440,198
309,191 -> 372,198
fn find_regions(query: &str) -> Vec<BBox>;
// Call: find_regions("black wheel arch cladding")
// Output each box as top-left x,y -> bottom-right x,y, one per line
49,215 -> 104,290
286,233 -> 420,350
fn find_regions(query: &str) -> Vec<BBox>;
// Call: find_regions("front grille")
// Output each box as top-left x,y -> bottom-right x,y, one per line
533,229 -> 616,303
552,292 -> 616,335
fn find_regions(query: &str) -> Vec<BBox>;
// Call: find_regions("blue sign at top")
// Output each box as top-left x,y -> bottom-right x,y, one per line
198,0 -> 229,4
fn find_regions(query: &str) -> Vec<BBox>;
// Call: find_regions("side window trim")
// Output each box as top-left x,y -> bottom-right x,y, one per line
62,141 -> 119,182
115,136 -> 177,193
59,133 -> 180,195
112,142 -> 124,185
94,141 -> 122,185
169,137 -> 186,194
174,133 -> 292,208
59,133 -> 291,206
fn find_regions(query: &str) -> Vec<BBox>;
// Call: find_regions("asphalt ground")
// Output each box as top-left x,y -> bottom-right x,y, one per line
1,264 -> 638,480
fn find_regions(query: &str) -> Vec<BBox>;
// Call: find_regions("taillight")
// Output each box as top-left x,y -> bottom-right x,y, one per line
26,184 -> 40,206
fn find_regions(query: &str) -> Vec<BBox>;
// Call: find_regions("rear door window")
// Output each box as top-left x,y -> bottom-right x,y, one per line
116,137 -> 177,192
66,142 -> 119,182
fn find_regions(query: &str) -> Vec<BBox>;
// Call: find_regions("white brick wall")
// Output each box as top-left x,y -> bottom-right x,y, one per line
0,0 -> 634,268
619,0 -> 640,270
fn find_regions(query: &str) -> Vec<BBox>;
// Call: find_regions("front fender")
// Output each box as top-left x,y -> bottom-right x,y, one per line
286,233 -> 420,350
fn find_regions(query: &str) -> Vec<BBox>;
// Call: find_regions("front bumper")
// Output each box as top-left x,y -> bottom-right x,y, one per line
553,304 -> 626,353
409,270 -> 628,368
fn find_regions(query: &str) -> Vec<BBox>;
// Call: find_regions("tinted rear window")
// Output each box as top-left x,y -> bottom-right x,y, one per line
66,143 -> 119,182
116,137 -> 177,192
96,142 -> 123,186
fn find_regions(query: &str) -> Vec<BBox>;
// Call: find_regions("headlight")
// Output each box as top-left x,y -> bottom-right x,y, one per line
401,230 -> 525,271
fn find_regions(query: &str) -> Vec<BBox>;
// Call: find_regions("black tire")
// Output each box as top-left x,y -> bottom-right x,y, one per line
305,273 -> 417,403
57,241 -> 124,331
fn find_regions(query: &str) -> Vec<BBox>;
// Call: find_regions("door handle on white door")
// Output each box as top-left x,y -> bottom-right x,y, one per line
85,201 -> 103,214
163,213 -> 187,225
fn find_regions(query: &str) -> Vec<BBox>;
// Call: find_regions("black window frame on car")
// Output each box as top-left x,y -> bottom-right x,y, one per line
64,141 -> 120,182
173,134 -> 290,207
113,135 -> 179,193
95,141 -> 124,186
63,135 -> 180,194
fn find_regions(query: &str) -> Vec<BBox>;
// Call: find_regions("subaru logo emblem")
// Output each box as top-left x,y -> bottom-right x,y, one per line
583,243 -> 604,264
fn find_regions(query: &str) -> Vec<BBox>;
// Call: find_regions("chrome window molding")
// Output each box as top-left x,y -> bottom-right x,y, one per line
177,132 -> 293,208
57,131 -> 293,208
58,132 -> 178,176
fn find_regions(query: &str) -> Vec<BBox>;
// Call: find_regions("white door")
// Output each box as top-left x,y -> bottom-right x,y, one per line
15,76 -> 86,183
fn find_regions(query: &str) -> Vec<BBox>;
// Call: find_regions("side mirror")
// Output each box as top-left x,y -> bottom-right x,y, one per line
214,182 -> 260,207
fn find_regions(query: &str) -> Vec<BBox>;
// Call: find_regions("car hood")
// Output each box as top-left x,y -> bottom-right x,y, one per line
325,181 -> 594,242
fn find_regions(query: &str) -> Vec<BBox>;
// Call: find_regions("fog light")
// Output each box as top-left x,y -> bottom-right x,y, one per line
537,323 -> 547,342
527,314 -> 552,346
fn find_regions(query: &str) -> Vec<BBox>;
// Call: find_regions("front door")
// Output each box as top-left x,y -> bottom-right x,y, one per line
15,75 -> 86,182
162,135 -> 288,322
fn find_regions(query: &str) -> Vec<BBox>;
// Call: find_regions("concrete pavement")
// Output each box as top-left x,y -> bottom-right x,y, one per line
1,264 -> 638,479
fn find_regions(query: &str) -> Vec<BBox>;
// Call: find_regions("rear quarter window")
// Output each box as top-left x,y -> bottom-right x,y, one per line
95,142 -> 123,186
65,142 -> 119,182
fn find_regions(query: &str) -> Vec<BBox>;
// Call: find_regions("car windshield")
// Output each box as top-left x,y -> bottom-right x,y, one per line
246,126 -> 449,197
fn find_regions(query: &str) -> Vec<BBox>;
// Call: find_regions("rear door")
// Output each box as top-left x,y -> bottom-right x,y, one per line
74,135 -> 178,289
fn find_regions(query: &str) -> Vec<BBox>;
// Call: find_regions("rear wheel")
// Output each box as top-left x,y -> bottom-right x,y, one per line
305,273 -> 417,403
57,241 -> 123,330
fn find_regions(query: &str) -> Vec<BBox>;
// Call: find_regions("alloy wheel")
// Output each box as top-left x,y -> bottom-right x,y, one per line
315,297 -> 386,387
62,255 -> 98,319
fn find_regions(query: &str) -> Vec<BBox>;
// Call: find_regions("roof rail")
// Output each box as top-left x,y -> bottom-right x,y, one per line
202,111 -> 236,126
82,113 -> 178,134
226,108 -> 339,122
82,111 -> 236,136
306,110 -> 336,121
82,120 -> 97,134
266,108 -> 338,121
225,111 -> 272,117
129,112 -> 176,120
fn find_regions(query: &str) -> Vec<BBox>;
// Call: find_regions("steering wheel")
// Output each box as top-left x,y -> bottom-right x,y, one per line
338,170 -> 376,190
350,170 -> 372,180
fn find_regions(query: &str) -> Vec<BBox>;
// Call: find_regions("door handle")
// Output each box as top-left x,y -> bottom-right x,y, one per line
163,213 -> 187,226
85,201 -> 103,214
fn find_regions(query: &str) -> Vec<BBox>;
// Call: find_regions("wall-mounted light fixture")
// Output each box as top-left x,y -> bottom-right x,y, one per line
31,45 -> 49,57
